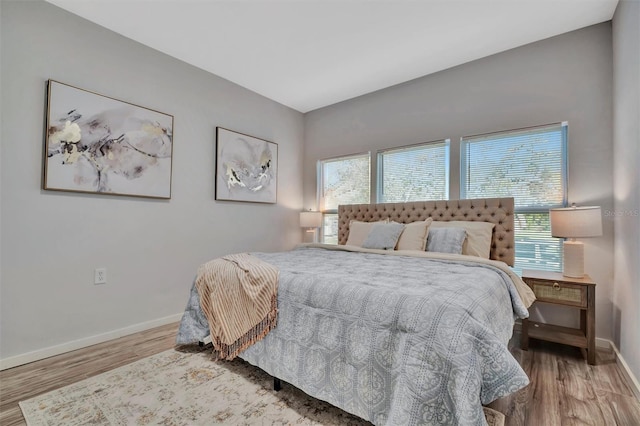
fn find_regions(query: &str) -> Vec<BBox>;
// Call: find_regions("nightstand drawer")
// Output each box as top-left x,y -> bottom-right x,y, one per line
527,279 -> 587,307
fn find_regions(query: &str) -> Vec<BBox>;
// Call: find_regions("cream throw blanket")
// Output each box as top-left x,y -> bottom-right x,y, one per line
195,253 -> 279,360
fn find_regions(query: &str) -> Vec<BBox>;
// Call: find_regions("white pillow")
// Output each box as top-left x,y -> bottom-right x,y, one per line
429,221 -> 495,258
395,218 -> 433,251
345,220 -> 387,246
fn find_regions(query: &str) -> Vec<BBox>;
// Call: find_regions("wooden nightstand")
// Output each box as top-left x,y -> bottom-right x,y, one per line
520,269 -> 596,365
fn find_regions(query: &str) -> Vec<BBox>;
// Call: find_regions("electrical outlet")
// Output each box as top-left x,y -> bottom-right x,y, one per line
94,268 -> 107,285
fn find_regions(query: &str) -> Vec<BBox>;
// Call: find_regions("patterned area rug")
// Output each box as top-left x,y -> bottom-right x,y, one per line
20,347 -> 505,425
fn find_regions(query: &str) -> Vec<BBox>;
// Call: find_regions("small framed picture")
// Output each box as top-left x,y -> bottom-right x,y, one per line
215,127 -> 278,204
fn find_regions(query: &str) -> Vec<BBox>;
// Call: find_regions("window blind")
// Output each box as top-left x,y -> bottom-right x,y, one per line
514,212 -> 563,272
320,153 -> 371,211
319,153 -> 371,243
461,123 -> 567,272
378,140 -> 449,203
461,123 -> 567,209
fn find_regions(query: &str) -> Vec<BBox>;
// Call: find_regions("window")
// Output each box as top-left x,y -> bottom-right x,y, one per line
377,140 -> 449,203
461,122 -> 567,271
318,153 -> 371,243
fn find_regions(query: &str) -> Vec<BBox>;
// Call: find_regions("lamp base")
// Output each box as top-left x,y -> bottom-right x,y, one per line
304,228 -> 317,244
563,240 -> 584,278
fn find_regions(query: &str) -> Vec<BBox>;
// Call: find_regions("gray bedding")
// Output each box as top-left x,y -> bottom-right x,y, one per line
177,245 -> 531,426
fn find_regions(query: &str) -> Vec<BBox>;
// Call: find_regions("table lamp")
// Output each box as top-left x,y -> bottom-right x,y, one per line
550,205 -> 602,278
300,210 -> 322,243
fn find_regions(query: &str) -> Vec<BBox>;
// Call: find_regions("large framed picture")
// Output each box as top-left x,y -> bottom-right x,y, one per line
215,127 -> 278,204
44,80 -> 174,199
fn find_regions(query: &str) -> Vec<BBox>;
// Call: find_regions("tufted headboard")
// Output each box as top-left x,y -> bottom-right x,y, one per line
337,197 -> 515,266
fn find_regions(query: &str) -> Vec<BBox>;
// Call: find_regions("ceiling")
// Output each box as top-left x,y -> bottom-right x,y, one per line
45,0 -> 618,113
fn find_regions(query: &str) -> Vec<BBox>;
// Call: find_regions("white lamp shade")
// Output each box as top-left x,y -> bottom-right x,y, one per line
550,206 -> 602,238
300,211 -> 322,228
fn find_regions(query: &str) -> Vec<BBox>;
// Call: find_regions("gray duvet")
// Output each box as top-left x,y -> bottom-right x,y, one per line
177,245 -> 531,426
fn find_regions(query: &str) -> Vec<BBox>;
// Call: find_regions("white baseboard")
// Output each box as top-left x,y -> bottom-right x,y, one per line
598,338 -> 640,401
0,313 -> 183,371
596,337 -> 612,350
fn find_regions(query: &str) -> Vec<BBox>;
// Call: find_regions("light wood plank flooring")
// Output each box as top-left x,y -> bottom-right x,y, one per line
490,339 -> 640,426
1,323 -> 639,425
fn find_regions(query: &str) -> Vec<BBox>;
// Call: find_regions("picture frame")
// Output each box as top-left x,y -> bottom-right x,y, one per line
215,127 -> 278,204
44,80 -> 174,199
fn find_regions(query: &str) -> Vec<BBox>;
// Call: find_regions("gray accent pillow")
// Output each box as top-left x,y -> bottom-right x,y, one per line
426,227 -> 467,254
362,222 -> 406,250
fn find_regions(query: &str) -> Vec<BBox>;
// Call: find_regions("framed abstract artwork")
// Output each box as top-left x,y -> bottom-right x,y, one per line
44,80 -> 174,199
215,127 -> 278,203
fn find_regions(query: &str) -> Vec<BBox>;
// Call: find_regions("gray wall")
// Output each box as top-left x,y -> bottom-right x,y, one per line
612,0 -> 640,383
0,1 -> 304,361
304,23 -> 616,340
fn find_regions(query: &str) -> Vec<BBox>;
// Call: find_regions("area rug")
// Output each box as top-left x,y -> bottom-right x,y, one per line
20,347 -> 505,425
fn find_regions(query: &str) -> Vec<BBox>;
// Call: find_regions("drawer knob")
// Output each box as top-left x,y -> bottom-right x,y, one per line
553,282 -> 560,290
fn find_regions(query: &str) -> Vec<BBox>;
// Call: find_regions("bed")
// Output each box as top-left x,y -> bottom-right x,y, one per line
177,197 -> 535,426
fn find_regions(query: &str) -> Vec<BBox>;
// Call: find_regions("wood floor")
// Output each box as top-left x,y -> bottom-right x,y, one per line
489,339 -> 640,426
1,323 -> 639,426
